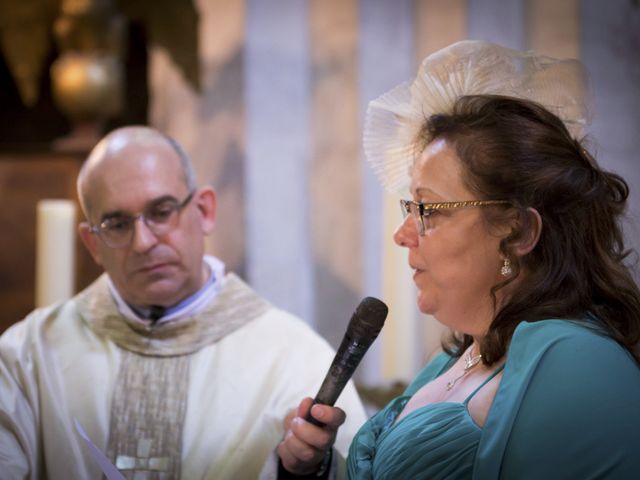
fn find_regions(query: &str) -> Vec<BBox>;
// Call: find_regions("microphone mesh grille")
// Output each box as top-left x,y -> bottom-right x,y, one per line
347,296 -> 388,342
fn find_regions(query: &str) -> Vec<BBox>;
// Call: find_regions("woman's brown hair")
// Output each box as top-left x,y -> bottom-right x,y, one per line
422,94 -> 640,364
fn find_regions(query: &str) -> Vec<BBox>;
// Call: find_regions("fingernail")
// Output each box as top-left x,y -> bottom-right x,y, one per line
292,417 -> 303,427
312,405 -> 323,419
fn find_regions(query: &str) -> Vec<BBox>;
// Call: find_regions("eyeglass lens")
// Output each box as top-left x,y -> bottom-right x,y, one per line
400,200 -> 426,235
96,194 -> 192,247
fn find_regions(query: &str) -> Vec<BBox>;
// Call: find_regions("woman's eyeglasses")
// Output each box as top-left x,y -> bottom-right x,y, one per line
400,199 -> 510,235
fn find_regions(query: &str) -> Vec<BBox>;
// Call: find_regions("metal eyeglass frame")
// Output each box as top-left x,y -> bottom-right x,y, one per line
400,199 -> 511,235
89,191 -> 195,248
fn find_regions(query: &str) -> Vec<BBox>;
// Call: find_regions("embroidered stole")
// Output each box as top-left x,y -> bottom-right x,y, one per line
76,273 -> 270,479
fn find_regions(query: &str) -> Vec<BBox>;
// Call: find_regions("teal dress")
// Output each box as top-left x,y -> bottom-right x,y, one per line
347,319 -> 640,479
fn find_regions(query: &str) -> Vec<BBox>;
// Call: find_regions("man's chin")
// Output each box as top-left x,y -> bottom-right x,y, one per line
133,280 -> 185,307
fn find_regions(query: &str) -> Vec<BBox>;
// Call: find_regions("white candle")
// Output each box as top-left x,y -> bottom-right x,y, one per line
36,200 -> 76,308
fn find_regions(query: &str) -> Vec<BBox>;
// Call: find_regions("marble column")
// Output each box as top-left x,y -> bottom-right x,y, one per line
245,0 -> 315,325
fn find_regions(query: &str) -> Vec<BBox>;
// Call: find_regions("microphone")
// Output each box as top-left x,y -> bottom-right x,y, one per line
305,296 -> 388,426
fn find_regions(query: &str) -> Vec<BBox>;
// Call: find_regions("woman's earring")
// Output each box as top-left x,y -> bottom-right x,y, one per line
501,258 -> 512,277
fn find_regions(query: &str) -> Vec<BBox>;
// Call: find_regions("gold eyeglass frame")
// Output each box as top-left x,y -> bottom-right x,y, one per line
400,199 -> 511,235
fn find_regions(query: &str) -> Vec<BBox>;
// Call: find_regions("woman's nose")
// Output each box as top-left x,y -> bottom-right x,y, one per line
393,215 -> 419,248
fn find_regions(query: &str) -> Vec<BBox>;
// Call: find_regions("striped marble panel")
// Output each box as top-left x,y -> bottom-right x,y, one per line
415,0 -> 467,61
245,0 -> 315,325
582,0 -> 640,270
527,0 -> 580,58
309,0 -> 362,344
467,0 -> 526,50
149,0 -> 247,275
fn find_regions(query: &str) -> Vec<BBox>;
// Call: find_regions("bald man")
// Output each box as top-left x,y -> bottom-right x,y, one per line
0,127 -> 366,479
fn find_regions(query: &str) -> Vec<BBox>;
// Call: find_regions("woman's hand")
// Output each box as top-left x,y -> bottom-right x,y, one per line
277,397 -> 346,475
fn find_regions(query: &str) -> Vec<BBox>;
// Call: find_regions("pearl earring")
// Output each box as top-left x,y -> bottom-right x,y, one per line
501,258 -> 512,277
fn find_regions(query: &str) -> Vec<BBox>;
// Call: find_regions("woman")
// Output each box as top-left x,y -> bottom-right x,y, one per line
276,41 -> 640,479
346,41 -> 640,479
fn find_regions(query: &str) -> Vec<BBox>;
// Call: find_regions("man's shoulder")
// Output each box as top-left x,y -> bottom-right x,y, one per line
221,273 -> 327,340
245,304 -> 332,347
218,294 -> 335,363
0,300 -> 74,367
0,278 -> 102,356
2,303 -> 60,340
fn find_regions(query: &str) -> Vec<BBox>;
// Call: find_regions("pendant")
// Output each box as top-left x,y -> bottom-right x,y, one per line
446,372 -> 465,391
446,351 -> 482,391
464,353 -> 482,370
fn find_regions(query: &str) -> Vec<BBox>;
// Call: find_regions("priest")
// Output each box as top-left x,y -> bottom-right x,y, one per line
0,126 -> 366,479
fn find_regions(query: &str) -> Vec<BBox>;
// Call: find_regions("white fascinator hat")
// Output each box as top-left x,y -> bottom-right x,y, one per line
364,40 -> 591,193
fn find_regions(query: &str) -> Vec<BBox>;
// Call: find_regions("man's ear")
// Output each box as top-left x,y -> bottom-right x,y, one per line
194,186 -> 216,234
78,222 -> 103,266
512,207 -> 542,256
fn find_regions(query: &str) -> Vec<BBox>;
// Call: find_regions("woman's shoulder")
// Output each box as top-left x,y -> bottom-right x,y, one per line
476,317 -> 640,479
511,317 -> 633,357
508,317 -> 639,379
514,316 -> 604,337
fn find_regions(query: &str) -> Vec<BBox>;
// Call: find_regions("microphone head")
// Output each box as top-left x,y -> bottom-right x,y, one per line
309,296 -> 389,410
346,296 -> 388,343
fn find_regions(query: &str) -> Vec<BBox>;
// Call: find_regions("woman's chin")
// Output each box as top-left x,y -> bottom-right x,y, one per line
416,291 -> 436,315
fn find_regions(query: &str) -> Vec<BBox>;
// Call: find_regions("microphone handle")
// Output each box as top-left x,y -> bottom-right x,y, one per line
305,338 -> 368,427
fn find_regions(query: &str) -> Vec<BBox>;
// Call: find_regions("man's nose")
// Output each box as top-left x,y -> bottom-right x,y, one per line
130,215 -> 159,252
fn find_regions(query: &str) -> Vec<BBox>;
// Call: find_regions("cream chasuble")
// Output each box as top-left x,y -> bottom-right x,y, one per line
0,273 -> 367,479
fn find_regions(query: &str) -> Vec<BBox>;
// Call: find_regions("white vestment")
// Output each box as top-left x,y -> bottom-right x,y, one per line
0,272 -> 367,479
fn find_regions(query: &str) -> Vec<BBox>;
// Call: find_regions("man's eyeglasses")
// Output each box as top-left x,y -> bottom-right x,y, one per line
89,191 -> 195,248
400,199 -> 510,235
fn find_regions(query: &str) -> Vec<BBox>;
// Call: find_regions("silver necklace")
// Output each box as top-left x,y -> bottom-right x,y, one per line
446,350 -> 483,391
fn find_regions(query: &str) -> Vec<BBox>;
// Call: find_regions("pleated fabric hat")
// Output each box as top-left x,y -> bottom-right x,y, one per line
364,40 -> 591,193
